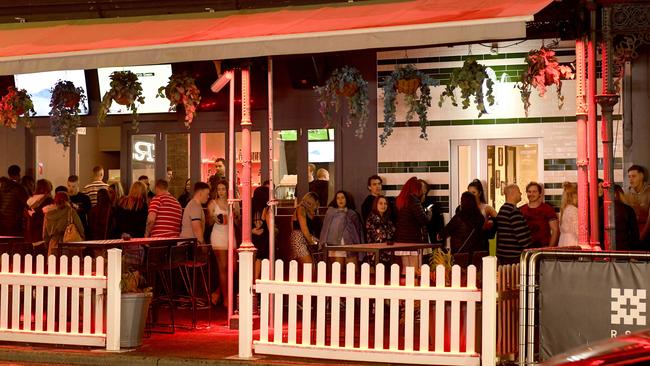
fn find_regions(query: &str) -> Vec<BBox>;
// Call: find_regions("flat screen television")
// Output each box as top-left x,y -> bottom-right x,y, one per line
97,64 -> 173,115
308,141 -> 335,163
14,70 -> 89,116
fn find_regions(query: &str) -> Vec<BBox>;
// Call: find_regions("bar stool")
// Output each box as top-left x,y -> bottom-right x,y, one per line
179,243 -> 212,328
144,245 -> 175,333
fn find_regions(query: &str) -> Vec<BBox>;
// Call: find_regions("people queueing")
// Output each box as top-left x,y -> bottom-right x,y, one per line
0,165 -> 28,236
252,185 -> 272,280
361,175 -> 384,223
309,168 -> 330,207
611,184 -> 639,251
145,179 -> 182,238
626,165 -> 650,244
495,184 -> 532,265
180,182 -> 210,244
114,181 -> 148,238
24,179 -> 54,243
519,182 -> 559,248
87,189 -> 114,240
558,182 -> 579,247
43,192 -> 84,256
83,165 -> 109,207
320,190 -> 364,267
394,177 -> 432,270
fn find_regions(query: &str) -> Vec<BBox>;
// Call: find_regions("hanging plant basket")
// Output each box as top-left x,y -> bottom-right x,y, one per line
380,64 -> 437,146
314,66 -> 369,139
517,46 -> 574,116
0,86 -> 36,129
98,71 -> 145,130
438,58 -> 494,118
157,73 -> 201,128
49,80 -> 88,149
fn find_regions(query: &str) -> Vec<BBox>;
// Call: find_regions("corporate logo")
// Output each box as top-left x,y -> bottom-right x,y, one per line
611,288 -> 646,326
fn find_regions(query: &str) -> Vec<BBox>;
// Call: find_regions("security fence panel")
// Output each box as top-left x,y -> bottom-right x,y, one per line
539,260 -> 650,359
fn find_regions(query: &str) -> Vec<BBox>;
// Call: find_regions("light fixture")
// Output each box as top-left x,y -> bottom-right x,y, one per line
211,71 -> 233,93
490,42 -> 499,55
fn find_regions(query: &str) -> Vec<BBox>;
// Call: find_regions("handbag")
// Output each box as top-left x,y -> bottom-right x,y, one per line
63,207 -> 83,243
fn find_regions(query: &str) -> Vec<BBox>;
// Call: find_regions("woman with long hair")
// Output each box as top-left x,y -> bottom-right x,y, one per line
394,177 -> 432,270
252,186 -> 271,279
288,192 -> 320,264
365,195 -> 395,265
467,179 -> 497,219
88,189 -> 114,240
207,180 -> 240,306
114,181 -> 148,238
558,182 -> 579,246
442,191 -> 486,264
108,181 -> 125,207
25,179 -> 54,243
43,192 -> 84,256
177,178 -> 192,208
320,190 -> 363,266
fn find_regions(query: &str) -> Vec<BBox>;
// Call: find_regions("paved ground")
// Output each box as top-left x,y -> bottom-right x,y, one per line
0,307 -> 390,366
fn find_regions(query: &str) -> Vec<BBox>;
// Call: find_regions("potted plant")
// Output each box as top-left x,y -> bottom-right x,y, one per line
157,73 -> 201,128
120,267 -> 152,348
49,80 -> 87,148
98,70 -> 145,129
438,58 -> 495,118
517,47 -> 574,116
0,86 -> 36,129
314,66 -> 369,138
381,64 -> 436,146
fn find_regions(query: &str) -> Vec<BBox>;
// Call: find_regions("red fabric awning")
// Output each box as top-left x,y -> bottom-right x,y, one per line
0,0 -> 552,74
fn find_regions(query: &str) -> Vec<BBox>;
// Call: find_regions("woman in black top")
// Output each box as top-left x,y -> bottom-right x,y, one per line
114,181 -> 148,238
288,192 -> 319,264
252,186 -> 272,279
442,191 -> 487,265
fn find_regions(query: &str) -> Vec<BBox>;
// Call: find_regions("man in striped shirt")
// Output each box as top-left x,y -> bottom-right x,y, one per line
496,184 -> 533,264
82,165 -> 109,207
145,179 -> 182,238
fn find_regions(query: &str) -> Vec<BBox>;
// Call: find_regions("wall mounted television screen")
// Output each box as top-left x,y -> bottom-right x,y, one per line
14,70 -> 89,116
308,141 -> 335,163
97,64 -> 173,115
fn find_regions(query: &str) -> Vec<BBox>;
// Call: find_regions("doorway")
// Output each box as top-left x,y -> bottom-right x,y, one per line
450,138 -> 543,212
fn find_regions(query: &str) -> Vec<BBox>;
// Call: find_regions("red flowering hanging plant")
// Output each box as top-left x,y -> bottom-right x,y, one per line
0,86 -> 36,129
518,47 -> 574,116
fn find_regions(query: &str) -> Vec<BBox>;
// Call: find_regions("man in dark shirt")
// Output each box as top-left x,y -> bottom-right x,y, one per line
361,175 -> 383,222
0,165 -> 28,236
67,175 -> 91,232
519,182 -> 559,248
309,168 -> 329,207
496,184 -> 533,264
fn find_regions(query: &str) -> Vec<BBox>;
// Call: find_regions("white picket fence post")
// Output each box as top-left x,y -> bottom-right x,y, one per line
0,249 -> 122,350
238,246 -> 256,358
254,257 -> 498,365
481,256 -> 498,366
105,248 -> 121,351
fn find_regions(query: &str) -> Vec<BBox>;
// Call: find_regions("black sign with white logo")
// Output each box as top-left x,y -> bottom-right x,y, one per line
539,260 -> 649,359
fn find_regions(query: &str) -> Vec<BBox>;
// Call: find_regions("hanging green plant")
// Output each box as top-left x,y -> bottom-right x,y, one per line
157,73 -> 201,128
438,58 -> 494,118
517,47 -> 574,116
381,64 -> 436,146
98,70 -> 145,129
0,86 -> 36,129
314,66 -> 369,138
49,80 -> 87,148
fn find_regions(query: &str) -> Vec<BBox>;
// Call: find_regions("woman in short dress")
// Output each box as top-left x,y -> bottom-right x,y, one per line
288,192 -> 319,264
558,182 -> 580,247
365,195 -> 395,265
208,180 -> 239,305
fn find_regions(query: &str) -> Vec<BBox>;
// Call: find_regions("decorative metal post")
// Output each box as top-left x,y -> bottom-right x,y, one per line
227,70 -> 236,324
576,38 -> 590,246
597,5 -> 619,250
587,5 -> 599,247
238,67 -> 256,358
267,57 -> 276,327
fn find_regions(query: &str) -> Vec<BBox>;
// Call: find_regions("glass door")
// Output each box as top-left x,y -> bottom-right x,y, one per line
131,134 -> 156,185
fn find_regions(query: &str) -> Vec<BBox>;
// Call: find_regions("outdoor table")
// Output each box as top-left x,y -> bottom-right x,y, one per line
323,242 -> 438,266
61,237 -> 197,250
0,236 -> 25,255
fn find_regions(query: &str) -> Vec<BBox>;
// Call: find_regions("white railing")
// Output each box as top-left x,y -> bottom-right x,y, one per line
0,249 -> 121,350
248,257 -> 497,366
497,263 -> 519,362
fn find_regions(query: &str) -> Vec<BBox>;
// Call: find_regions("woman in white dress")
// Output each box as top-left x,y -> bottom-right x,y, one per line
208,180 -> 239,306
558,182 -> 579,246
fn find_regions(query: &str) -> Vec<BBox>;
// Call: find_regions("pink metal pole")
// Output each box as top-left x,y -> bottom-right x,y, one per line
267,56 -> 276,327
576,38 -> 590,246
587,8 -> 599,247
240,67 -> 254,249
227,70 -> 236,322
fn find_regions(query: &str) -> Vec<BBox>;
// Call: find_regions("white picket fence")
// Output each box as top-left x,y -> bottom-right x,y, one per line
0,249 -> 121,350
251,257 -> 497,365
497,263 -> 519,362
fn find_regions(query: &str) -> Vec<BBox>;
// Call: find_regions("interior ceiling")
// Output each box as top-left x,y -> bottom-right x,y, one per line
0,0 -> 373,24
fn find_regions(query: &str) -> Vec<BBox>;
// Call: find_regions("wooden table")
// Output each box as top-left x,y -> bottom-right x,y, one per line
323,242 -> 438,266
61,237 -> 197,250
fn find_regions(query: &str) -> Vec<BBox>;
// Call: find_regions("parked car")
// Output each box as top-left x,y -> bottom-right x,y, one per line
543,329 -> 650,365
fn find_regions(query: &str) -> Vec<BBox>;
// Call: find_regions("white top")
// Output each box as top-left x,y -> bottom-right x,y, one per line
558,204 -> 579,246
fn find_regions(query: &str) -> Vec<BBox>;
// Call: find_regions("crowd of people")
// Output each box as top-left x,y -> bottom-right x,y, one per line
1,161 -> 649,293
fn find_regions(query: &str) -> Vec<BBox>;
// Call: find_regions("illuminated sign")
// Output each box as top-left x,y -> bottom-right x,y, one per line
133,141 -> 155,162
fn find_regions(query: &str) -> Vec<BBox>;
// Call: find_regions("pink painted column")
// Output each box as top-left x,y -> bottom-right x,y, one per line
239,67 -> 254,249
587,7 -> 599,247
576,38 -> 590,246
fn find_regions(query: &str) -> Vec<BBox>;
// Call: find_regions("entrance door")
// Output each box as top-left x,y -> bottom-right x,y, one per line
450,138 -> 542,212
